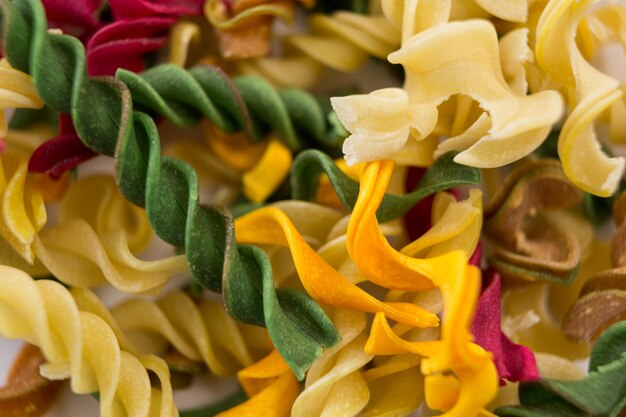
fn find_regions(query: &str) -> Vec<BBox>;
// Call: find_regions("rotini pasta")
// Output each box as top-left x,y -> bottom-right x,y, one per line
2,0 -> 342,379
536,0 -> 625,196
389,20 -> 563,168
3,0 -> 626,415
563,191 -> 626,342
240,10 -> 400,88
0,150 -> 189,294
0,266 -> 178,417
71,286 -> 268,376
0,60 -> 44,140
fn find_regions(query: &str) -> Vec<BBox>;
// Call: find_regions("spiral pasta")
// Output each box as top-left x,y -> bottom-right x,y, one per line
0,266 -> 178,417
240,10 -> 400,88
4,0 -> 626,416
291,309 -> 373,417
205,0 -> 309,60
3,0 -> 342,379
347,160 -> 498,416
70,286 -> 268,377
536,0 -> 625,196
483,159 -> 584,284
0,150 -> 189,294
0,150 -> 46,263
0,60 -> 44,139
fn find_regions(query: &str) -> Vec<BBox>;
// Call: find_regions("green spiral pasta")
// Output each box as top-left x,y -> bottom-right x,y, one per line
2,0 -> 340,380
117,65 -> 346,150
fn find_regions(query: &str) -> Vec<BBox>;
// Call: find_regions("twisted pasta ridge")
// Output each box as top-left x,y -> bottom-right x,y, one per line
0,266 -> 178,417
2,0 -> 340,380
205,0 -> 308,60
240,10 -> 400,88
86,17 -> 176,76
71,286 -> 263,377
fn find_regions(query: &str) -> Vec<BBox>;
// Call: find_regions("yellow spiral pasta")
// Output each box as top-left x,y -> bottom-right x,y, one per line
0,59 -> 44,138
292,309 -> 372,417
240,11 -> 400,88
0,151 -> 188,294
536,0 -> 625,196
337,19 -> 563,167
0,266 -> 178,417
110,291 -> 263,376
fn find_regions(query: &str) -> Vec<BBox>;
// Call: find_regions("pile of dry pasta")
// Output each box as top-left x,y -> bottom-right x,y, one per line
1,0 -> 626,416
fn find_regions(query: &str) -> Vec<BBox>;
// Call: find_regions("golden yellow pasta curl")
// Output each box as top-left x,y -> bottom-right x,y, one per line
168,21 -> 201,67
0,266 -> 178,417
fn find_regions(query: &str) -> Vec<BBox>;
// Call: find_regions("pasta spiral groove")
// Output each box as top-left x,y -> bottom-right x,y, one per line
2,0 -> 340,380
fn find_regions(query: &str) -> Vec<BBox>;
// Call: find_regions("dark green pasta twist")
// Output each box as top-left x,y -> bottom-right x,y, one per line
2,0 -> 340,380
117,65 -> 346,151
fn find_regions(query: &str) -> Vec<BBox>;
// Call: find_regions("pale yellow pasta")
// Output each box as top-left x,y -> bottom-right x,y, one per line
109,291 -> 258,376
4,124 -> 55,155
33,219 -> 188,294
331,88 -> 438,166
381,0 -> 451,43
361,354 -> 425,417
401,189 -> 482,260
0,266 -> 178,417
502,283 -> 591,360
240,11 -> 400,88
472,0 -> 530,23
498,28 -> 533,95
0,59 -> 44,138
291,309 -> 372,417
0,152 -> 188,293
387,20 -> 563,169
501,231 -> 609,360
58,175 -> 153,254
536,0 -> 624,196
579,5 -> 626,145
